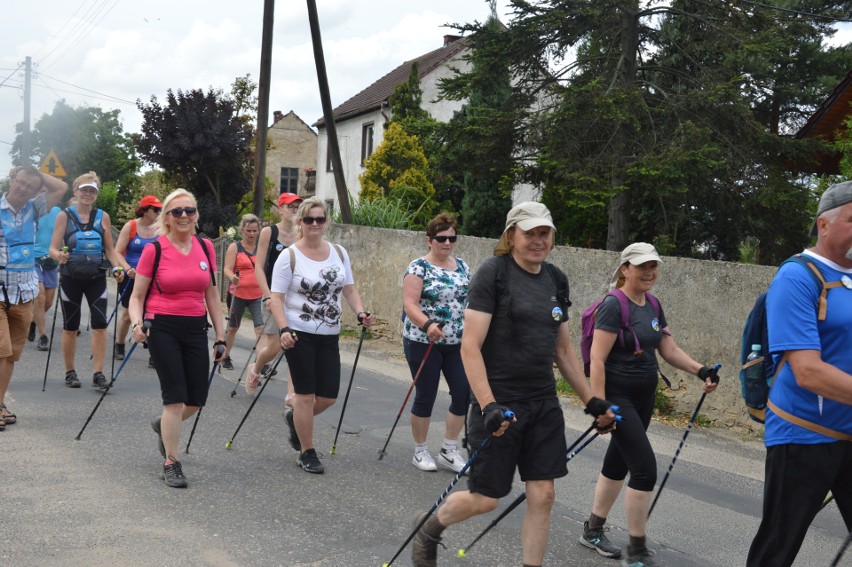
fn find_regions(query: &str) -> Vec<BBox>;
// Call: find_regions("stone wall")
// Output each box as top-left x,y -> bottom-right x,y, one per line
328,224 -> 778,436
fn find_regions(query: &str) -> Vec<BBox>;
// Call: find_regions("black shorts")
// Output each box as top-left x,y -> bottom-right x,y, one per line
118,277 -> 135,308
284,331 -> 340,399
467,397 -> 568,499
59,276 -> 108,331
147,315 -> 211,407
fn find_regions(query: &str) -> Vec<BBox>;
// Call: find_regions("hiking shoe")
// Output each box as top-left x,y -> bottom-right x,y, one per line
161,459 -> 188,488
221,356 -> 234,370
285,410 -> 301,451
114,343 -> 125,360
65,370 -> 81,388
151,417 -> 166,458
436,447 -> 467,474
411,512 -> 444,566
412,448 -> 437,472
37,335 -> 49,351
245,364 -> 260,396
580,521 -> 622,558
92,371 -> 109,390
148,356 -> 155,369
297,448 -> 324,474
621,549 -> 657,567
28,322 -> 36,342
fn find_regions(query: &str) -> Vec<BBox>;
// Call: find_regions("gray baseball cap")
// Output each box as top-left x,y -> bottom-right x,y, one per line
810,180 -> 852,236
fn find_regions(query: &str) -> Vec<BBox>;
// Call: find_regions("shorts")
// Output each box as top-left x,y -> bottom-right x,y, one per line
228,296 -> 264,328
118,277 -> 135,308
284,331 -> 340,398
466,397 -> 568,499
262,301 -> 282,334
36,264 -> 59,289
147,315 -> 211,406
59,276 -> 108,331
0,299 -> 34,361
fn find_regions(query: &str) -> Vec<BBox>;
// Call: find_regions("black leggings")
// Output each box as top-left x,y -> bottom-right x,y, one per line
147,315 -> 211,406
601,371 -> 658,491
403,339 -> 470,418
59,276 -> 108,331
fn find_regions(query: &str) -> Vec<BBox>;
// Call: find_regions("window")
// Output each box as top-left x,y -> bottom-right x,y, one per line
280,167 -> 298,194
360,122 -> 375,165
325,199 -> 335,218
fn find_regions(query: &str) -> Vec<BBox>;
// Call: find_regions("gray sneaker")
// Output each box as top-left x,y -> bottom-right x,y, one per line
411,512 -> 444,567
92,371 -> 109,390
580,521 -> 622,558
161,459 -> 188,488
37,335 -> 49,351
621,549 -> 657,567
65,370 -> 81,388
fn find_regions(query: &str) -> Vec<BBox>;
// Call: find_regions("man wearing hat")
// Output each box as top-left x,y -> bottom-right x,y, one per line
748,181 -> 852,566
411,202 -> 617,567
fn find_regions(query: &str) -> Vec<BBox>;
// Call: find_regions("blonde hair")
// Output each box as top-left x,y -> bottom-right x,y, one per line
154,188 -> 199,236
72,171 -> 101,192
239,213 -> 260,231
296,197 -> 328,237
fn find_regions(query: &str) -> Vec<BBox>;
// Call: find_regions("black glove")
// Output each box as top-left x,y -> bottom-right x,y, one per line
697,365 -> 720,384
584,396 -> 614,418
482,402 -> 512,433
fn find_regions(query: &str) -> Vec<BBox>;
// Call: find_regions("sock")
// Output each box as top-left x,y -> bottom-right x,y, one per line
423,514 -> 446,538
628,535 -> 647,557
588,513 -> 607,530
441,439 -> 457,452
415,443 -> 428,453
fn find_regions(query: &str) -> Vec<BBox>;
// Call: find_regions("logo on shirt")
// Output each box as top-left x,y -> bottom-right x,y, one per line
199,261 -> 208,271
551,306 -> 563,322
275,243 -> 284,252
842,275 -> 852,290
133,238 -> 141,245
651,318 -> 660,331
22,248 -> 30,256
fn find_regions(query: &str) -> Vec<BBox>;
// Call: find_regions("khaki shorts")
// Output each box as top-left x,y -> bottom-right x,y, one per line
262,302 -> 279,335
0,300 -> 34,361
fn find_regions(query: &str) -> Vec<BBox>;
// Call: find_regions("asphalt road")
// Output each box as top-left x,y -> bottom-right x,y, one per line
2,301 -> 849,566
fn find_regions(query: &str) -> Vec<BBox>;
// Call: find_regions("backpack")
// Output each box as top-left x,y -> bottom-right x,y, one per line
580,289 -> 671,385
739,254 -> 843,424
493,253 -> 571,320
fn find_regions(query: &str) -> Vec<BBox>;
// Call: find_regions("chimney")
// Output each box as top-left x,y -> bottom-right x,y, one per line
273,110 -> 284,124
443,35 -> 461,47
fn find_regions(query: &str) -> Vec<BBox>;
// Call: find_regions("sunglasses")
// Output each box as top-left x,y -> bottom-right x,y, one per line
167,207 -> 197,218
431,235 -> 458,243
147,207 -> 162,213
77,187 -> 99,195
301,216 -> 327,225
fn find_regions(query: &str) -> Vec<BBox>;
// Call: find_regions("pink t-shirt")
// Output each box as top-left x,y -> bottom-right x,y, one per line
136,236 -> 217,318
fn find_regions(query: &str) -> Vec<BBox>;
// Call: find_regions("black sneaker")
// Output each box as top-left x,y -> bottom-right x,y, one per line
411,512 -> 444,567
297,448 -> 324,474
221,356 -> 234,370
65,370 -> 81,388
161,459 -> 188,488
580,521 -> 622,558
148,356 -> 155,369
28,322 -> 36,342
621,549 -> 657,567
151,418 -> 166,458
114,343 -> 125,360
92,371 -> 109,390
285,410 -> 301,452
37,335 -> 49,351
261,363 -> 278,376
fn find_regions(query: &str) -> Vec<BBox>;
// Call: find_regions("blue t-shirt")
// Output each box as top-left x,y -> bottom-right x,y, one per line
764,251 -> 852,446
34,206 -> 61,257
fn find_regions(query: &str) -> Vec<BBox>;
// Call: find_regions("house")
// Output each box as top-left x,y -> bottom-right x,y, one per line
265,110 -> 318,198
793,69 -> 852,175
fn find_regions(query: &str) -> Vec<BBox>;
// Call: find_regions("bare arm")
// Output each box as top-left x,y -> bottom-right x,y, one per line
49,211 -> 68,262
100,213 -> 123,281
554,323 -> 592,403
403,272 -> 445,342
223,243 -> 238,283
460,308 -> 512,436
658,332 -> 717,393
129,274 -> 152,343
204,278 -> 226,353
588,328 -> 618,400
41,173 -> 68,208
342,283 -> 373,326
255,226 -> 272,300
788,350 -> 852,405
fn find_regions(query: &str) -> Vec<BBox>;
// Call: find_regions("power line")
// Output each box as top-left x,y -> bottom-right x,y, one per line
33,0 -> 91,62
0,64 -> 23,89
41,0 -> 120,72
731,0 -> 852,22
39,73 -> 135,105
33,81 -> 136,106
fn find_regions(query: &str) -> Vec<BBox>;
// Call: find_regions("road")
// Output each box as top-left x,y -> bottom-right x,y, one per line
1,304 -> 849,566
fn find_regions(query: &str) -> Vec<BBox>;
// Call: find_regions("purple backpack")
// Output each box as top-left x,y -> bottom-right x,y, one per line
580,288 -> 663,378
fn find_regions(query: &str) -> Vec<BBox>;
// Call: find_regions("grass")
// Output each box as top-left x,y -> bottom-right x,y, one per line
340,327 -> 376,340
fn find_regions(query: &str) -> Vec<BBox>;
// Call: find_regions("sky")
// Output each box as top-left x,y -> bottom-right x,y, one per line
1,1 -> 849,178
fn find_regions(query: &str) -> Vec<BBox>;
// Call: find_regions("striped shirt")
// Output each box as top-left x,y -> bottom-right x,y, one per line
0,193 -> 47,304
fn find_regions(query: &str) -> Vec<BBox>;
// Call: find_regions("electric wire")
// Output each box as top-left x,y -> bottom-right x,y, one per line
0,64 -> 23,89
38,0 -> 105,66
32,0 -> 90,62
38,73 -> 135,104
41,0 -> 121,72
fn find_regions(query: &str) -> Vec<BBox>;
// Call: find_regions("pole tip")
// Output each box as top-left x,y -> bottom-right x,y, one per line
225,441 -> 232,449
329,447 -> 336,455
457,549 -> 467,557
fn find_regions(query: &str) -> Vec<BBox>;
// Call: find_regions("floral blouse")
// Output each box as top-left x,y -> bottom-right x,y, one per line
402,257 -> 470,345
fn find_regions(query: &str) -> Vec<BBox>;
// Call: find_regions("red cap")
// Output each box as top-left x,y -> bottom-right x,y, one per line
278,193 -> 303,207
140,195 -> 163,208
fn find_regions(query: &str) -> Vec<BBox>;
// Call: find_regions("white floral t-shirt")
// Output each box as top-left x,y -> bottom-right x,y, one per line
402,257 -> 470,345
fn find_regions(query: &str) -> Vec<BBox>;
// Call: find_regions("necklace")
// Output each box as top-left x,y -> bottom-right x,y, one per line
170,237 -> 192,254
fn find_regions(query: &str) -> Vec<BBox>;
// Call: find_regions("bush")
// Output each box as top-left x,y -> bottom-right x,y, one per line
336,197 -> 421,230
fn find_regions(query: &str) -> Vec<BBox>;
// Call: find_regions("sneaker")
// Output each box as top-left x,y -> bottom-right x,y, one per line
580,521 -> 622,558
114,343 -> 125,360
92,371 -> 109,390
412,448 -> 438,472
151,418 -> 166,458
261,363 -> 278,376
285,410 -> 301,452
28,322 -> 36,342
245,364 -> 260,396
411,512 -> 444,567
161,459 -> 188,488
221,356 -> 234,370
65,370 -> 81,388
37,335 -> 49,351
297,448 -> 324,474
436,447 -> 467,474
621,549 -> 657,567
148,356 -> 155,369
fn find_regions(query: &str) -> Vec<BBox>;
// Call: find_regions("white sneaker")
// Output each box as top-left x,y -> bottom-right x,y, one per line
437,447 -> 467,474
412,448 -> 437,472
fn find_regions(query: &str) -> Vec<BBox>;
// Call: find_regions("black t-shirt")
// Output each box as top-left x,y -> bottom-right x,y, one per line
465,255 -> 570,403
594,293 -> 668,377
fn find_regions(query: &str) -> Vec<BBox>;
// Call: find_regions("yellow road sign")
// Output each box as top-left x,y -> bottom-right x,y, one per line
39,150 -> 67,177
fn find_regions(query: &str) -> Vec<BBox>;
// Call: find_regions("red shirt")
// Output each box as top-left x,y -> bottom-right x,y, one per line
136,236 -> 217,318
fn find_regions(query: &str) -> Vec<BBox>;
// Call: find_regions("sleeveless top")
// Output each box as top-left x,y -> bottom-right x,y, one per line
123,219 -> 157,268
63,207 -> 105,256
230,242 -> 262,300
264,224 -> 288,286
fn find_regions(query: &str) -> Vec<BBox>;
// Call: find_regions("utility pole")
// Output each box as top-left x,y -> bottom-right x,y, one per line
21,56 -> 32,164
252,0 -> 274,218
307,0 -> 352,223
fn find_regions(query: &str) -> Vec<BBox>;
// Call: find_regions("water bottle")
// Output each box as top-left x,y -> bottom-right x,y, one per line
742,344 -> 767,410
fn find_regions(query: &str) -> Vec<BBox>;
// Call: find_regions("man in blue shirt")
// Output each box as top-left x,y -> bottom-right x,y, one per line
747,180 -> 852,566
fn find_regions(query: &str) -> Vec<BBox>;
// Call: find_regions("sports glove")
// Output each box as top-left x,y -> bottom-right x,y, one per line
482,402 -> 512,433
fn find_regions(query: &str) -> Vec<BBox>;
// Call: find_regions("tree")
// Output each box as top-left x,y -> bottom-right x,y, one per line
359,122 -> 436,207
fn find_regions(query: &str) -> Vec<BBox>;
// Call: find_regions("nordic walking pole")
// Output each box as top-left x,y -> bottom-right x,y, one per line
382,412 -> 514,567
378,331 -> 442,459
41,287 -> 62,392
231,311 -> 272,397
225,349 -> 288,449
330,315 -> 369,456
830,531 -> 852,566
90,275 -> 127,363
648,365 -> 720,519
184,342 -> 227,453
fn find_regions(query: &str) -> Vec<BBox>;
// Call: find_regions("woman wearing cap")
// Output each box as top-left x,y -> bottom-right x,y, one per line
403,212 -> 471,474
411,202 -> 616,567
114,195 -> 162,360
220,214 -> 264,369
578,242 -> 719,566
49,171 -> 124,390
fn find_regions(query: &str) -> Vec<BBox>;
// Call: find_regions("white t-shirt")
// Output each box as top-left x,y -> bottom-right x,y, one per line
270,242 -> 354,335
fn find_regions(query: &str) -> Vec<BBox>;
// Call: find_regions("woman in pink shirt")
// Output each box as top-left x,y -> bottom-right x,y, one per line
128,189 -> 226,488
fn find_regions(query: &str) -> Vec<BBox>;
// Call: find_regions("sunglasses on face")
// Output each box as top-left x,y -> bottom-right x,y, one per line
431,235 -> 458,243
77,187 -> 98,195
301,216 -> 327,225
147,207 -> 162,214
167,207 -> 197,218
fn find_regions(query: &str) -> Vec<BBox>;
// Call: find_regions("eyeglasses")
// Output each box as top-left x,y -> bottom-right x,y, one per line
301,216 -> 327,225
286,204 -> 299,212
167,207 -> 197,218
77,187 -> 99,195
431,235 -> 458,243
147,207 -> 162,214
